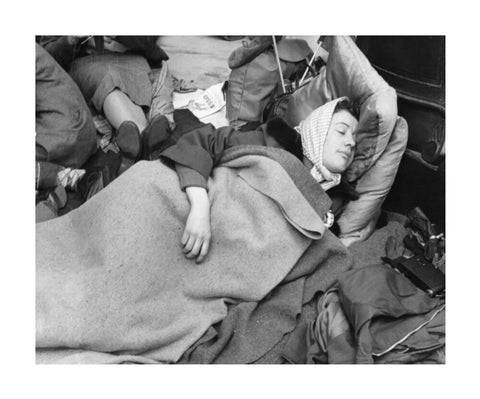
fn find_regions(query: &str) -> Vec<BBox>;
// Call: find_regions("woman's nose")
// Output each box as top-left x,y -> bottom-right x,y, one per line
345,131 -> 356,148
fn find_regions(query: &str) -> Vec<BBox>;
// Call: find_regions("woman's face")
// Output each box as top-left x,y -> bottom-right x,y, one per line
323,110 -> 358,173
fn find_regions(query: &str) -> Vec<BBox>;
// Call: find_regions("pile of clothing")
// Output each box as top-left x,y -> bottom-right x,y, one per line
282,263 -> 445,364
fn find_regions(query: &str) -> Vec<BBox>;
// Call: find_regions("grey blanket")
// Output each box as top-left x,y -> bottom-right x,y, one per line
36,146 -> 353,364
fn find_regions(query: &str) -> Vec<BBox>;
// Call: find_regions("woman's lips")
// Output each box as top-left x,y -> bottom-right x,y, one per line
338,150 -> 352,159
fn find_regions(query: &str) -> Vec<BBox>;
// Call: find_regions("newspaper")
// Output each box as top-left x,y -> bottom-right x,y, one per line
173,82 -> 226,120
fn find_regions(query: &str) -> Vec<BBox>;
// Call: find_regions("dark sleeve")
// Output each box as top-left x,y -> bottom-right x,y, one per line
174,164 -> 208,191
161,123 -> 269,191
160,124 -> 236,189
36,36 -> 77,71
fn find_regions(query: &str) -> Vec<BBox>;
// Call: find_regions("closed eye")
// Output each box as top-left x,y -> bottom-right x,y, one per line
335,122 -> 350,132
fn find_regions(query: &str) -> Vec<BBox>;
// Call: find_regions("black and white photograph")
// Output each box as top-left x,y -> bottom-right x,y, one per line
34,34 -> 446,365
2,1 -> 478,398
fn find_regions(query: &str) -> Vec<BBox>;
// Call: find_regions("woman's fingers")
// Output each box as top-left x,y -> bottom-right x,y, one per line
196,239 -> 210,264
185,239 -> 202,259
181,229 -> 211,263
182,235 -> 195,253
181,230 -> 189,246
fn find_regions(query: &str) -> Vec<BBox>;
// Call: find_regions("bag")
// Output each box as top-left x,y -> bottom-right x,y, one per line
383,206 -> 445,297
262,37 -> 327,123
225,37 -> 313,126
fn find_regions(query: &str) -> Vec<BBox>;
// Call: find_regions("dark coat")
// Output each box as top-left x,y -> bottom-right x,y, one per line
161,117 -> 301,190
160,116 -> 359,218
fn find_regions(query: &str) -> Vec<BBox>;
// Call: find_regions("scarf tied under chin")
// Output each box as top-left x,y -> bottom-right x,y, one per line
296,97 -> 349,192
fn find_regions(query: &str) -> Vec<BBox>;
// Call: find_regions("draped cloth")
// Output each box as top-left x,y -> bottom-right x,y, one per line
36,146 -> 353,364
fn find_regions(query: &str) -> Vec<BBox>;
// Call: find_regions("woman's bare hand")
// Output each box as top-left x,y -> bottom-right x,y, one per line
182,187 -> 211,263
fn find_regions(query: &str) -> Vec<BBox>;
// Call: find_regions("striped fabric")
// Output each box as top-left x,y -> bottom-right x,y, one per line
57,168 -> 86,190
297,97 -> 347,191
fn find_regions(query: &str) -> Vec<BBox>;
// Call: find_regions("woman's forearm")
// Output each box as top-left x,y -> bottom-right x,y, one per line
185,186 -> 210,210
182,186 -> 211,263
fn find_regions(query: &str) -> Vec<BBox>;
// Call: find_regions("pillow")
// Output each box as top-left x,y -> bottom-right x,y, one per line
337,117 -> 408,244
284,36 -> 405,242
285,35 -> 398,182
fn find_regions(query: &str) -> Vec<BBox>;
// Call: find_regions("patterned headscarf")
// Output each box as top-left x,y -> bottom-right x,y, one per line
296,97 -> 349,191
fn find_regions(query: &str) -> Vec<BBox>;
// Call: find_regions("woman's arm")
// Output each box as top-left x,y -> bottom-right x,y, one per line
161,124 -> 266,262
161,124 -> 235,186
161,126 -> 229,263
182,186 -> 211,263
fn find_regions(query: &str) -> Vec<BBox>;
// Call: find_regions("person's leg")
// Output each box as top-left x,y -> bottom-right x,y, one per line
102,89 -> 148,132
104,87 -> 175,162
148,61 -> 175,130
69,53 -> 152,134
70,53 -> 173,163
102,90 -> 145,164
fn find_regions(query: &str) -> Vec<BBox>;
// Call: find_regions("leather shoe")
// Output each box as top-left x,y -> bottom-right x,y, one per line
116,121 -> 142,161
142,114 -> 171,159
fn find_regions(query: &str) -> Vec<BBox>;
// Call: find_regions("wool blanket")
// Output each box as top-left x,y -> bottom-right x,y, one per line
36,146 -> 353,364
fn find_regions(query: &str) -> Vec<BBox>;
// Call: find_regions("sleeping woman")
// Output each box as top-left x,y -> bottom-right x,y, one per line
36,97 -> 359,364
161,96 -> 358,263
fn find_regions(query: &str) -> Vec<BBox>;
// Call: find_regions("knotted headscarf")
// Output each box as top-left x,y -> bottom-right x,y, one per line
296,97 -> 349,191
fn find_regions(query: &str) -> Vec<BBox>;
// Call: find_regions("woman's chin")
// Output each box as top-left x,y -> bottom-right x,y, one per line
327,161 -> 349,174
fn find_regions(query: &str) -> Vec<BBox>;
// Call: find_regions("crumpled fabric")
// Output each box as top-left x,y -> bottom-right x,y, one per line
282,264 -> 445,364
172,76 -> 197,93
57,168 -> 85,190
92,114 -> 120,153
149,61 -> 175,131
